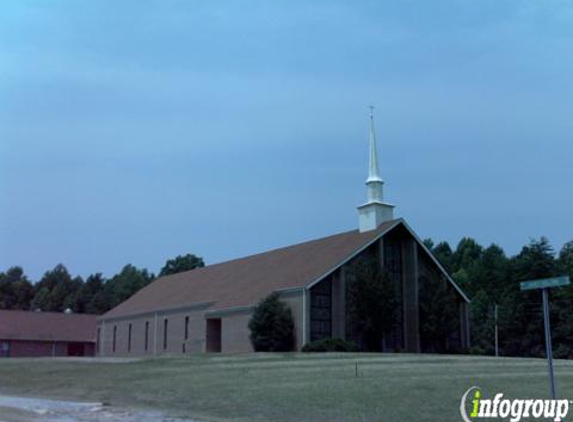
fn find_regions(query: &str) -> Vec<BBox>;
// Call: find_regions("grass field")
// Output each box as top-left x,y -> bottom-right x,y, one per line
0,353 -> 572,422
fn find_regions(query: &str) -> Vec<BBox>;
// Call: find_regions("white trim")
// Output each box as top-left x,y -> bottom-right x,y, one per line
357,200 -> 395,209
306,219 -> 402,290
204,305 -> 254,316
275,286 -> 305,294
399,220 -> 471,303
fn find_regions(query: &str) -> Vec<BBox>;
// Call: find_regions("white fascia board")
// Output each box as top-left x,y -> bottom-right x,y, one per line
204,305 -> 254,317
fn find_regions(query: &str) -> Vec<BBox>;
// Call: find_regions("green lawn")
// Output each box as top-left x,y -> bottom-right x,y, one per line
0,353 -> 572,422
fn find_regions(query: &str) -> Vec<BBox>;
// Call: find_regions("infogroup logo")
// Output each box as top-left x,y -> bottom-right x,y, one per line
460,386 -> 570,422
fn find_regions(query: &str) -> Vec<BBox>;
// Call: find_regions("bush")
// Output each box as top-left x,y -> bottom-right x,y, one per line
468,346 -> 486,356
248,293 -> 295,352
302,338 -> 358,352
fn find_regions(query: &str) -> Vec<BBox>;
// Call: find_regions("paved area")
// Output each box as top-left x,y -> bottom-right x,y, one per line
0,396 -> 200,422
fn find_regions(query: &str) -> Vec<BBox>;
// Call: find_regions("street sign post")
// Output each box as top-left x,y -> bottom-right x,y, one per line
520,276 -> 571,399
520,276 -> 570,291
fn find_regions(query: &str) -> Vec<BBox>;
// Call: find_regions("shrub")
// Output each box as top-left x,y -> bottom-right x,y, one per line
302,338 -> 358,352
248,293 -> 295,352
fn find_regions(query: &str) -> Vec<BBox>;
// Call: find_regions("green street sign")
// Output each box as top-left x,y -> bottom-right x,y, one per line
519,275 -> 571,399
520,276 -> 571,291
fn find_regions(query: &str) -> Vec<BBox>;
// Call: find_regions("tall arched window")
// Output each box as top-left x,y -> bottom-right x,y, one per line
163,319 -> 169,350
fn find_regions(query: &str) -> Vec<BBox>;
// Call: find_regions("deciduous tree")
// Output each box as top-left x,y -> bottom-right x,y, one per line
159,254 -> 204,277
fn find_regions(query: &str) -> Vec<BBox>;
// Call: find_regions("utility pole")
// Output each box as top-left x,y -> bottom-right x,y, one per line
494,303 -> 499,358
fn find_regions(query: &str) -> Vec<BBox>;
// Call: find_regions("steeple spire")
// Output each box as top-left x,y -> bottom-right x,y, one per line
367,106 -> 383,183
357,106 -> 395,232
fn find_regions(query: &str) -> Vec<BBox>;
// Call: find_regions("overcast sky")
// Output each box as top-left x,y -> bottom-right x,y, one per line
1,1 -> 572,280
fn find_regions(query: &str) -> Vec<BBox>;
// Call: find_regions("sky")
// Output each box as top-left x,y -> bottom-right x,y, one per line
1,1 -> 572,281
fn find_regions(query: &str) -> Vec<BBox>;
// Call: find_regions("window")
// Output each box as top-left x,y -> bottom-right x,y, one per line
310,279 -> 332,341
163,319 -> 169,350
1,341 -> 10,358
96,328 -> 101,354
112,326 -> 117,353
144,321 -> 149,352
383,235 -> 404,350
127,324 -> 132,352
184,316 -> 189,340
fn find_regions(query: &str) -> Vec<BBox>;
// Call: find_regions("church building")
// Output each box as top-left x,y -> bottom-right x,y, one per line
97,112 -> 470,355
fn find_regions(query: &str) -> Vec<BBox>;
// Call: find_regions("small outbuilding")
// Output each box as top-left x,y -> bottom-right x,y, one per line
0,310 -> 97,358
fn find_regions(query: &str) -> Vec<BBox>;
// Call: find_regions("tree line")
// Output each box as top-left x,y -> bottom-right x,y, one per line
0,254 -> 204,315
424,236 -> 573,358
1,236 -> 572,359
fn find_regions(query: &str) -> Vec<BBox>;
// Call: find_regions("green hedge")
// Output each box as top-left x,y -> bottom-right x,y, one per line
302,338 -> 358,352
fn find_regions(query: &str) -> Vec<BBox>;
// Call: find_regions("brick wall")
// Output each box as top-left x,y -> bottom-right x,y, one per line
98,292 -> 306,356
99,307 -> 207,357
220,312 -> 252,353
0,339 -> 95,357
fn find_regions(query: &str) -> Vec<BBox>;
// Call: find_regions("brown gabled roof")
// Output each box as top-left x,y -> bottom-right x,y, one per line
102,220 -> 401,320
0,310 -> 97,342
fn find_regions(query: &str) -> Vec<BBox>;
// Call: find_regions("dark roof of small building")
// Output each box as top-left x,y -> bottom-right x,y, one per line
0,310 -> 97,342
102,218 -> 469,320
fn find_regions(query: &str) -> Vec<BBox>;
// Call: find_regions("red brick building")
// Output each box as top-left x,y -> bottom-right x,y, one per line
0,310 -> 97,358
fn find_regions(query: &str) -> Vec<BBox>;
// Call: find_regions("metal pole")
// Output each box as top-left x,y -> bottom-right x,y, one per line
542,288 -> 556,399
494,304 -> 499,357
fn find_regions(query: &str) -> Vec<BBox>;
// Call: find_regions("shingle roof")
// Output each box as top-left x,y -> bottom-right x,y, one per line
0,310 -> 97,342
102,220 -> 401,320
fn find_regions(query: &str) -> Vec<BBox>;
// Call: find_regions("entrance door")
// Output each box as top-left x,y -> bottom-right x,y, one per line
67,342 -> 85,356
205,319 -> 222,353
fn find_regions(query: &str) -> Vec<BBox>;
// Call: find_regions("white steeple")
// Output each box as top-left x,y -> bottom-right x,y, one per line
357,106 -> 395,232
367,106 -> 382,183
